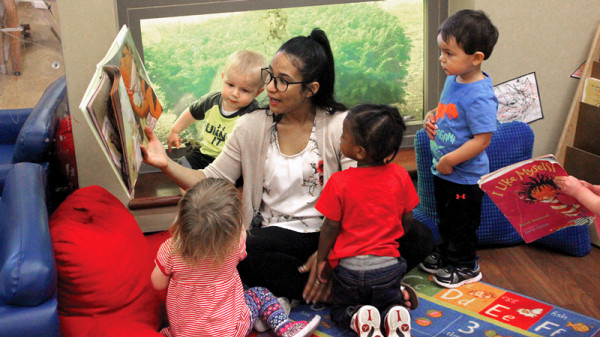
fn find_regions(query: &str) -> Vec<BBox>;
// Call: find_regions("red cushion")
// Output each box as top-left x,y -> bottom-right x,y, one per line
88,321 -> 164,337
49,185 -> 162,337
145,230 -> 170,257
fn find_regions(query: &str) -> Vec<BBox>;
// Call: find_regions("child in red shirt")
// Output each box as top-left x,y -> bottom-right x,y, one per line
316,104 -> 416,337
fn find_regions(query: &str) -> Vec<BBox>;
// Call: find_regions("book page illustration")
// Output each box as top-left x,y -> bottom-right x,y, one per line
79,25 -> 162,197
519,173 -> 584,217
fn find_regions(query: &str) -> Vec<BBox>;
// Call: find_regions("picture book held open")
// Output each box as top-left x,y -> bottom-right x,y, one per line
79,25 -> 163,197
478,154 -> 593,243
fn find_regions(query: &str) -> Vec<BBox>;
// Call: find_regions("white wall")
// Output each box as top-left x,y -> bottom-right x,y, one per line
58,0 -> 119,127
57,0 -> 125,200
452,0 -> 600,156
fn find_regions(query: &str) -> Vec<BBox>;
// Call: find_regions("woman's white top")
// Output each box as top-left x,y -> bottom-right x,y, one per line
260,122 -> 324,233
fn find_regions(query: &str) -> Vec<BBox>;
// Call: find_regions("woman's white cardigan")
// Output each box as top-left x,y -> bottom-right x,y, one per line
202,108 -> 355,228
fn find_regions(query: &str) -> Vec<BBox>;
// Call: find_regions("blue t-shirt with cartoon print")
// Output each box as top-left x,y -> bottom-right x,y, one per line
430,73 -> 498,185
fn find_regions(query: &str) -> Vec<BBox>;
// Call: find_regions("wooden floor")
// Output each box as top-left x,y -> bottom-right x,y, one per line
4,0 -> 600,323
479,243 -> 600,320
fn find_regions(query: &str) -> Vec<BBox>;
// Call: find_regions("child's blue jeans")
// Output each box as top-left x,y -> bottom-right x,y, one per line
330,256 -> 407,330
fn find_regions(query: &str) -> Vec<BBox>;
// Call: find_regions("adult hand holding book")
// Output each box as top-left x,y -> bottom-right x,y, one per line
478,154 -> 593,243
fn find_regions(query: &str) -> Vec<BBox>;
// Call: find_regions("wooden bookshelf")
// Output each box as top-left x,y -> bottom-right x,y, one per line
555,23 -> 600,247
555,23 -> 600,163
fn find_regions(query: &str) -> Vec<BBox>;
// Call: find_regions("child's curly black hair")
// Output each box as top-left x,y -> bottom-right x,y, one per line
346,103 -> 406,164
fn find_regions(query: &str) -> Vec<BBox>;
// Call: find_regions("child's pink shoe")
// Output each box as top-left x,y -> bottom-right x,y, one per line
280,315 -> 321,337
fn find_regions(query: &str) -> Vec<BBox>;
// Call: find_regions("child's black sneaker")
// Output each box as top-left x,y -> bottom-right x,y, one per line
433,263 -> 482,289
419,253 -> 444,274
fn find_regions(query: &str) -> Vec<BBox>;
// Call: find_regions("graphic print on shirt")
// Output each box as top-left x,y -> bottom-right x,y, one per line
436,102 -> 458,121
310,160 -> 325,188
204,122 -> 227,147
303,137 -> 321,196
431,102 -> 460,164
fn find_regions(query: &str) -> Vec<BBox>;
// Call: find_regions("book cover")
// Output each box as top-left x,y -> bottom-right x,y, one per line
85,69 -> 122,169
478,154 -> 593,243
582,77 -> 600,107
79,25 -> 162,197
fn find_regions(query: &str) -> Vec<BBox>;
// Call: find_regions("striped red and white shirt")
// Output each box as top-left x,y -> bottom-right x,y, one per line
156,236 -> 251,337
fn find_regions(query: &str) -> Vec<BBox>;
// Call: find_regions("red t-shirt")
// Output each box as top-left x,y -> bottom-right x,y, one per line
315,164 -> 419,268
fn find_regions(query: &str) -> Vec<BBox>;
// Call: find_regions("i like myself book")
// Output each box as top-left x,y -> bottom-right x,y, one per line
478,154 -> 593,243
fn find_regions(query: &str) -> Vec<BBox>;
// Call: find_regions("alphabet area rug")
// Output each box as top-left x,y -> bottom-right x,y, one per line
402,268 -> 600,337
252,268 -> 600,337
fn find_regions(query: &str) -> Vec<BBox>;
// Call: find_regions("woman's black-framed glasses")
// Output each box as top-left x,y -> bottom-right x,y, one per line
261,68 -> 307,92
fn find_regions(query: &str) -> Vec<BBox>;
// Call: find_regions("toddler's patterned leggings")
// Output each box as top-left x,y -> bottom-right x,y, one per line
244,286 -> 296,336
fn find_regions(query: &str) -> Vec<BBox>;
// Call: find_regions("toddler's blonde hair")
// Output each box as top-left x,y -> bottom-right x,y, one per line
170,178 -> 244,265
224,50 -> 267,88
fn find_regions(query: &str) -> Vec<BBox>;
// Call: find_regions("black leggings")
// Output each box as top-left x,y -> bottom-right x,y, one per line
238,226 -> 320,300
238,221 -> 434,300
398,218 -> 434,271
433,175 -> 483,267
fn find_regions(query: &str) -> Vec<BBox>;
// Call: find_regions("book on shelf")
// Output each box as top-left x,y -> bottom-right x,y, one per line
79,25 -> 163,197
478,154 -> 593,243
582,77 -> 600,107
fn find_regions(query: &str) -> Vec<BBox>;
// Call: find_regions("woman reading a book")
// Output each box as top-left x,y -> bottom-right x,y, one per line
141,28 -> 433,306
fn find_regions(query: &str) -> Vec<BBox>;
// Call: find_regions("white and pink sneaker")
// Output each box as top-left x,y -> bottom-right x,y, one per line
384,305 -> 411,337
351,305 -> 383,337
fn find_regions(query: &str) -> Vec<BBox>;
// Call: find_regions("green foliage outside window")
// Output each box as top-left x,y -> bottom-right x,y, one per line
141,1 -> 423,143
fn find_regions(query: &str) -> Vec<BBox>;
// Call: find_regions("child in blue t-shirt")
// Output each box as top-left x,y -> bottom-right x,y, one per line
420,9 -> 499,288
